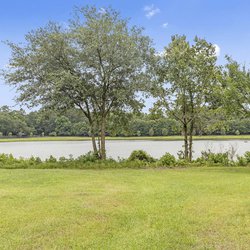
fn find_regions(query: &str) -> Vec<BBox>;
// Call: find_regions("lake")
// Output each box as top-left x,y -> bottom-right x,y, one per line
0,140 -> 249,160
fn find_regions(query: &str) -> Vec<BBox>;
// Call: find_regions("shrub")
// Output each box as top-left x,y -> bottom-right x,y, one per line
235,130 -> 240,135
149,128 -> 154,136
49,132 -> 57,136
161,128 -> 168,136
29,156 -> 42,165
196,150 -> 230,165
175,159 -> 190,167
128,150 -> 155,162
45,155 -> 57,163
244,151 -> 250,163
77,151 -> 99,163
159,153 -> 176,166
236,156 -> 248,166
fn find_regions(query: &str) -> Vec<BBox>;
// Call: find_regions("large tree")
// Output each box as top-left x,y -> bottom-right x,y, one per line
155,35 -> 218,160
221,56 -> 250,117
3,6 -> 153,159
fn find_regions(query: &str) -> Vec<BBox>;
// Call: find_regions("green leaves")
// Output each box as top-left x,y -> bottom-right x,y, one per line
3,5 -> 154,158
154,35 -> 219,160
222,57 -> 250,117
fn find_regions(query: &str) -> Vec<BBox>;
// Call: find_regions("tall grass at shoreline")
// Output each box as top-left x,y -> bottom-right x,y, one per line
0,149 -> 249,169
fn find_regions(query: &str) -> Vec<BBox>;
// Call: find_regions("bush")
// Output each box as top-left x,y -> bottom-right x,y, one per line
128,150 -> 155,162
196,150 -> 230,165
235,130 -> 240,135
244,151 -> 250,163
76,151 -> 99,163
161,128 -> 168,136
49,132 -> 57,136
149,128 -> 154,136
236,156 -> 248,166
159,153 -> 176,166
45,155 -> 57,163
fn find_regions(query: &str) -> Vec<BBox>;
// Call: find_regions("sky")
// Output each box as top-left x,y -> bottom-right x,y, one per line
1,0 -> 250,110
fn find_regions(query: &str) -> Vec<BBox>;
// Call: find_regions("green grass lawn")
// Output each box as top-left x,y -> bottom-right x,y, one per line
1,168 -> 250,249
0,134 -> 250,142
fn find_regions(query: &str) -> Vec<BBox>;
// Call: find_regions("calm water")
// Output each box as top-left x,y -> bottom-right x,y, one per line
0,140 -> 249,160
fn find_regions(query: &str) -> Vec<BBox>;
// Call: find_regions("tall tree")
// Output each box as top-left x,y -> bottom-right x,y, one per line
3,6 -> 153,159
222,56 -> 250,117
155,35 -> 218,160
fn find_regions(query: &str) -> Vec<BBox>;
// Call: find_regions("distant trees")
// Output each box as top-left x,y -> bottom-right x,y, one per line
0,105 -> 249,138
0,106 -> 33,136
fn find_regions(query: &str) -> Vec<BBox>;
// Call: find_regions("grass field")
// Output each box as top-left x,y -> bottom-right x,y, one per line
0,134 -> 250,143
1,168 -> 250,249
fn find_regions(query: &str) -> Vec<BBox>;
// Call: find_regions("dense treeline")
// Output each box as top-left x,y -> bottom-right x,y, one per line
0,105 -> 249,137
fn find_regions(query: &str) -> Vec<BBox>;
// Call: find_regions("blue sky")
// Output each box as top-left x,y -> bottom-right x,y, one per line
1,0 -> 250,109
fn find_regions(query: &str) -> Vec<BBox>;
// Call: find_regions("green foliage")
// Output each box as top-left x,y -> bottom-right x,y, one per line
76,152 -> 99,163
159,153 -> 176,166
45,156 -> 57,163
154,35 -> 219,160
244,151 -> 250,163
162,128 -> 168,136
236,156 -> 248,166
222,57 -> 250,117
0,105 -> 249,137
128,150 -> 155,163
148,128 -> 154,136
0,148 -> 250,170
49,132 -> 57,136
235,130 -> 240,135
3,6 -> 154,159
196,150 -> 230,165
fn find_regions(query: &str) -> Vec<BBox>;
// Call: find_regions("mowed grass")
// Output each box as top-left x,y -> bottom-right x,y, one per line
0,134 -> 250,143
1,168 -> 250,249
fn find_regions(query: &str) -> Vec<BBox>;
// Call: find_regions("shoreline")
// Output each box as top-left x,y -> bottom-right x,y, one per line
0,135 -> 249,143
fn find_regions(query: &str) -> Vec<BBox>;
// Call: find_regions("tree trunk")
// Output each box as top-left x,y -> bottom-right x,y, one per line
100,117 -> 106,160
188,134 -> 193,161
90,132 -> 98,156
188,120 -> 194,161
183,123 -> 189,160
88,120 -> 99,157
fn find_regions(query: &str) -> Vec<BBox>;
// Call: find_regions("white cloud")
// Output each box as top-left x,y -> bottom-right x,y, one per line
144,4 -> 160,19
99,8 -> 106,15
155,50 -> 165,57
162,22 -> 168,28
214,44 -> 220,57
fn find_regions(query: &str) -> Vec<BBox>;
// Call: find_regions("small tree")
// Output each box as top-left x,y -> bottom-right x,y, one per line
149,128 -> 154,136
154,35 -> 218,160
162,128 -> 168,136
